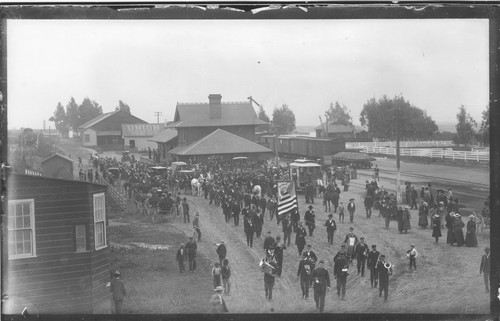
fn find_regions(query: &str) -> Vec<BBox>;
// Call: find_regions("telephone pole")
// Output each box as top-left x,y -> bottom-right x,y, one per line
153,112 -> 162,124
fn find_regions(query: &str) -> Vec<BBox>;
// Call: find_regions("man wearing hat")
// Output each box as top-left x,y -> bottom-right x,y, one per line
354,237 -> 369,277
334,245 -> 350,300
304,205 -> 316,237
297,251 -> 312,299
410,186 -> 419,210
216,241 -> 227,265
343,227 -> 358,259
273,236 -> 286,276
186,236 -> 198,272
263,252 -> 278,301
376,255 -> 392,302
110,270 -> 127,314
324,213 -> 337,245
311,260 -> 330,312
338,201 -> 345,223
264,231 -> 276,253
367,245 -> 380,288
347,199 -> 356,223
480,247 -> 490,293
209,286 -> 228,313
295,222 -> 307,256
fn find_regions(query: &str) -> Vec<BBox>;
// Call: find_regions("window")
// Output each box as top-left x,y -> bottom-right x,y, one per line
129,140 -> 135,148
8,199 -> 36,259
93,193 -> 106,250
84,134 -> 90,142
75,224 -> 88,252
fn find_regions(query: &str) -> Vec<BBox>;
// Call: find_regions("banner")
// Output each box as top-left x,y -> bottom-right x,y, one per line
277,180 -> 298,217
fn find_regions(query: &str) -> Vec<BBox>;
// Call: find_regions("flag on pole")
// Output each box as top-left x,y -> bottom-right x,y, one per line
277,180 -> 298,217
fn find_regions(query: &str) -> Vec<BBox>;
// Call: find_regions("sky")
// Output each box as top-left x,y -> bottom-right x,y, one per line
7,19 -> 489,130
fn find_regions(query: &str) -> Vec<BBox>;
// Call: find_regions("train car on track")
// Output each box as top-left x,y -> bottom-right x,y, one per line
259,135 -> 345,161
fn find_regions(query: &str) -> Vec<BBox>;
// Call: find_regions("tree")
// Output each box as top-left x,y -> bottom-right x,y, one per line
478,105 -> 489,146
453,105 -> 477,148
50,102 -> 69,137
78,97 -> 103,127
258,105 -> 270,123
66,97 -> 79,132
115,100 -> 131,114
325,102 -> 353,126
272,104 -> 296,134
359,95 -> 438,140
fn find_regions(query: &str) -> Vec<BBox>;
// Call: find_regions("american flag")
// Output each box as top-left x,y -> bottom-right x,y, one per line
277,180 -> 298,217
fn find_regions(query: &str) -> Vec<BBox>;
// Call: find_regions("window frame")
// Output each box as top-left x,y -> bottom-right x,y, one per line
84,134 -> 90,142
8,199 -> 36,260
74,224 -> 89,253
93,193 -> 107,250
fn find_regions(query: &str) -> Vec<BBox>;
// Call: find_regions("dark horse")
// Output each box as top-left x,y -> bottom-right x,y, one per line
322,185 -> 339,212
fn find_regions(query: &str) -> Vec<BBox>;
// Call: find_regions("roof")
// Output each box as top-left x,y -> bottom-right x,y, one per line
41,153 -> 74,164
314,123 -> 355,133
166,101 -> 268,128
122,123 -> 166,137
169,129 -> 272,156
78,111 -> 119,130
148,128 -> 178,143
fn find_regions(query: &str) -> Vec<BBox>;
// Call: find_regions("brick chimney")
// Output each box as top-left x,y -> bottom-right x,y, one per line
208,94 -> 222,119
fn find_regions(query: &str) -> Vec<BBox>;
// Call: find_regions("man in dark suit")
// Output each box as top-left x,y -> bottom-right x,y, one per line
295,222 -> 307,256
273,236 -> 286,276
376,254 -> 392,301
354,237 -> 369,277
110,271 -> 127,314
263,231 -> 275,253
480,247 -> 490,293
303,244 -> 318,275
186,236 -> 198,272
304,205 -> 316,237
311,260 -> 330,312
232,200 -> 241,226
244,217 -> 254,248
367,245 -> 380,288
263,252 -> 278,302
297,252 -> 312,299
334,244 -> 349,300
282,215 -> 293,247
324,213 -> 337,245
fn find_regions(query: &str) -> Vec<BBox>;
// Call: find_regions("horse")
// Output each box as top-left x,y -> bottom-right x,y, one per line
315,178 -> 324,198
252,185 -> 262,198
191,178 -> 202,196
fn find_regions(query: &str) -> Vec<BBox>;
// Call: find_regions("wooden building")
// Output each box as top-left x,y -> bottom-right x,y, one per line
165,94 -> 268,146
121,123 -> 166,152
41,153 -> 74,180
148,128 -> 178,163
169,128 -> 272,162
3,174 -> 111,314
78,110 -> 147,149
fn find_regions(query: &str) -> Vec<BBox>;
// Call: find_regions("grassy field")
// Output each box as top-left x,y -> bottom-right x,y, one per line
108,217 -> 214,314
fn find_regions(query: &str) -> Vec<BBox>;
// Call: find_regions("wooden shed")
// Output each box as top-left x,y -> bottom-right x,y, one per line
41,153 -> 74,180
3,174 -> 111,314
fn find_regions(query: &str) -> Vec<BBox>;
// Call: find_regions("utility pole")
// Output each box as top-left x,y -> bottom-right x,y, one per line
395,105 -> 401,205
154,112 -> 162,124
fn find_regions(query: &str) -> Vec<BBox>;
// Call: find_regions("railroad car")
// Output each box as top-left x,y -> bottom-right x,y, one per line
260,135 -> 345,161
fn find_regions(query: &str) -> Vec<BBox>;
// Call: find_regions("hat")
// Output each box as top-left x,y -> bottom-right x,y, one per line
411,244 -> 415,247
360,237 -> 364,240
469,215 -> 475,219
341,244 -> 346,248
319,260 -> 325,264
380,254 -> 386,258
220,241 -> 225,244
423,202 -> 428,206
439,201 -> 444,206
114,270 -> 121,276
308,205 -> 313,209
328,214 -> 333,218
214,286 -> 224,292
349,198 -> 355,201
371,245 -> 376,248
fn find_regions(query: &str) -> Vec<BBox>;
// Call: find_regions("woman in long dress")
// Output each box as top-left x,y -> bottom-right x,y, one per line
431,213 -> 442,243
418,202 -> 429,228
452,214 -> 465,246
445,211 -> 456,244
465,215 -> 478,247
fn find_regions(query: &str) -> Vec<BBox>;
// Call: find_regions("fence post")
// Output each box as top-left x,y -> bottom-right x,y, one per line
464,152 -> 467,162
477,150 -> 479,162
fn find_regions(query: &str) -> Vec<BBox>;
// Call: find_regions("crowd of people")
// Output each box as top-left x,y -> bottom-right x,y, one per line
89,152 -> 489,314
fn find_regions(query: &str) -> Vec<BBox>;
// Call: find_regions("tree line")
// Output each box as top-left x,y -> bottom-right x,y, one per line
49,98 -> 131,137
258,95 -> 489,147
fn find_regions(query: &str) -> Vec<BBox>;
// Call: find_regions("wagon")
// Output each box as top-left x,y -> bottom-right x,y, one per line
330,152 -> 376,169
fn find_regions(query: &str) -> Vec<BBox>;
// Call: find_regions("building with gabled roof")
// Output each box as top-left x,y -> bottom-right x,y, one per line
3,174 -> 111,314
148,128 -> 178,163
78,110 -> 147,149
41,153 -> 74,180
165,94 -> 268,146
168,128 -> 272,161
121,123 -> 166,152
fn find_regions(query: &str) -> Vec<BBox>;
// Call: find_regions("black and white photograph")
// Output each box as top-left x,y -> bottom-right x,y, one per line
1,5 -> 496,317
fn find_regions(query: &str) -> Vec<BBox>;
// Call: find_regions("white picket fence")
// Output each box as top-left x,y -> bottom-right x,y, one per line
360,146 -> 490,163
346,140 -> 453,149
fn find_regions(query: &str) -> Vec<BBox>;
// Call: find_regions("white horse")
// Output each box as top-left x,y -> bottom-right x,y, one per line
252,185 -> 262,198
191,178 -> 202,196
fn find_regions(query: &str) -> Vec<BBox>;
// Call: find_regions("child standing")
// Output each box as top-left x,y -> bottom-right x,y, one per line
212,262 -> 222,289
407,244 -> 419,271
221,259 -> 231,295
